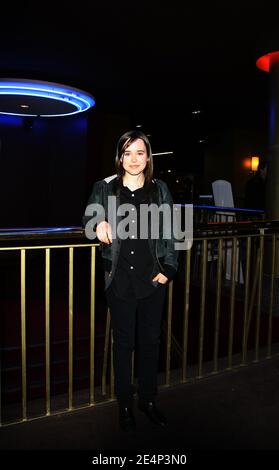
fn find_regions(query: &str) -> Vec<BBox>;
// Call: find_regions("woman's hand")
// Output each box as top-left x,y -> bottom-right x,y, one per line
96,221 -> 112,244
152,273 -> 168,284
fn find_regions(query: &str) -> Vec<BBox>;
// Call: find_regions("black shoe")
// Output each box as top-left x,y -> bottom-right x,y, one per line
119,407 -> 136,432
138,401 -> 167,426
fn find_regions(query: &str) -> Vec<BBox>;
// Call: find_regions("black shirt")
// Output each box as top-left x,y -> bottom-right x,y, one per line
110,181 -> 160,300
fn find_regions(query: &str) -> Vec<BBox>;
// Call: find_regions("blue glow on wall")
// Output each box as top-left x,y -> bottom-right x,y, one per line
0,114 -> 24,126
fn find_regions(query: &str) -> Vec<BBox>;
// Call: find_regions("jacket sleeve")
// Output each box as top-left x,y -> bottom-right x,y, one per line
162,263 -> 177,281
158,180 -> 179,276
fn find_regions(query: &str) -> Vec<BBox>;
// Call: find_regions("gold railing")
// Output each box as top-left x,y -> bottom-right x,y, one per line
0,236 -> 97,426
1,224 -> 279,427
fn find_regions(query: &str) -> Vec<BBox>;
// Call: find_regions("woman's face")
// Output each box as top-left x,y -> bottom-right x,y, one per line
121,138 -> 149,177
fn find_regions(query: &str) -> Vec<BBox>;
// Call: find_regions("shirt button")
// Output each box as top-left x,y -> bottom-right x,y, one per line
131,251 -> 134,254
130,266 -> 134,270
131,193 -> 135,197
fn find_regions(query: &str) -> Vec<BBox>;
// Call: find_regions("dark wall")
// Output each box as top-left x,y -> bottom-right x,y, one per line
84,111 -> 131,202
0,103 -> 268,229
0,114 -> 88,228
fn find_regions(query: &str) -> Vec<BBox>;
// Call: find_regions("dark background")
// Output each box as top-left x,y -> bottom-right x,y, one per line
0,1 -> 277,227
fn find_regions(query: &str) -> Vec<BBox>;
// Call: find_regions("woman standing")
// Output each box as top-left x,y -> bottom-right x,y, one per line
83,130 -> 178,432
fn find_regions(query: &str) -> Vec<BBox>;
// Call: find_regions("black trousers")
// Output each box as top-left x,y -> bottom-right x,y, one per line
106,284 -> 167,407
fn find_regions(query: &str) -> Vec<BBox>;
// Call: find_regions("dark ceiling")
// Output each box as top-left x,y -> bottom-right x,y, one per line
0,1 -> 278,129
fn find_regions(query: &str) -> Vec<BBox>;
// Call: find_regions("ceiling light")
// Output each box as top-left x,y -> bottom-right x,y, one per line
0,79 -> 95,117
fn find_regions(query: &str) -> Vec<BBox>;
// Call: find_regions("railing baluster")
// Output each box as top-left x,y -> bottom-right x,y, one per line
242,236 -> 251,365
102,309 -> 111,396
20,249 -> 27,421
165,281 -> 173,386
255,229 -> 264,362
182,249 -> 191,382
213,238 -> 223,373
45,249 -> 51,415
90,246 -> 96,405
246,243 -> 260,344
198,239 -> 207,378
227,237 -> 237,369
68,247 -> 74,410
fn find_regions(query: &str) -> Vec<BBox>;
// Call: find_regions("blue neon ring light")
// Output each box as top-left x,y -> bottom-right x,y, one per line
0,79 -> 95,117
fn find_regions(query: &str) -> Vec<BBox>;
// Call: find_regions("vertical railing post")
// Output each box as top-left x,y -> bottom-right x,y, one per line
102,309 -> 111,396
20,249 -> 27,421
89,246 -> 96,405
182,249 -> 191,382
45,248 -> 51,415
227,237 -> 237,369
242,236 -> 251,365
198,239 -> 207,378
165,280 -> 173,386
254,229 -> 264,362
68,247 -> 74,410
213,238 -> 223,373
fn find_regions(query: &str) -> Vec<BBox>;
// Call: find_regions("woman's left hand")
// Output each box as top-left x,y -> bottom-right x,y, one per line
152,273 -> 168,284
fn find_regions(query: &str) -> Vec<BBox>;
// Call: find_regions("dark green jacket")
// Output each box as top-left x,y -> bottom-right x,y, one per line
83,175 -> 179,289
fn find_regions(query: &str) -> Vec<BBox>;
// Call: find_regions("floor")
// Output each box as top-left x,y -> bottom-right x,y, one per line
1,356 -> 279,465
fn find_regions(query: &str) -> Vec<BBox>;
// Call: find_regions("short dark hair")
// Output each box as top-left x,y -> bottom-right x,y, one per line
115,130 -> 154,183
